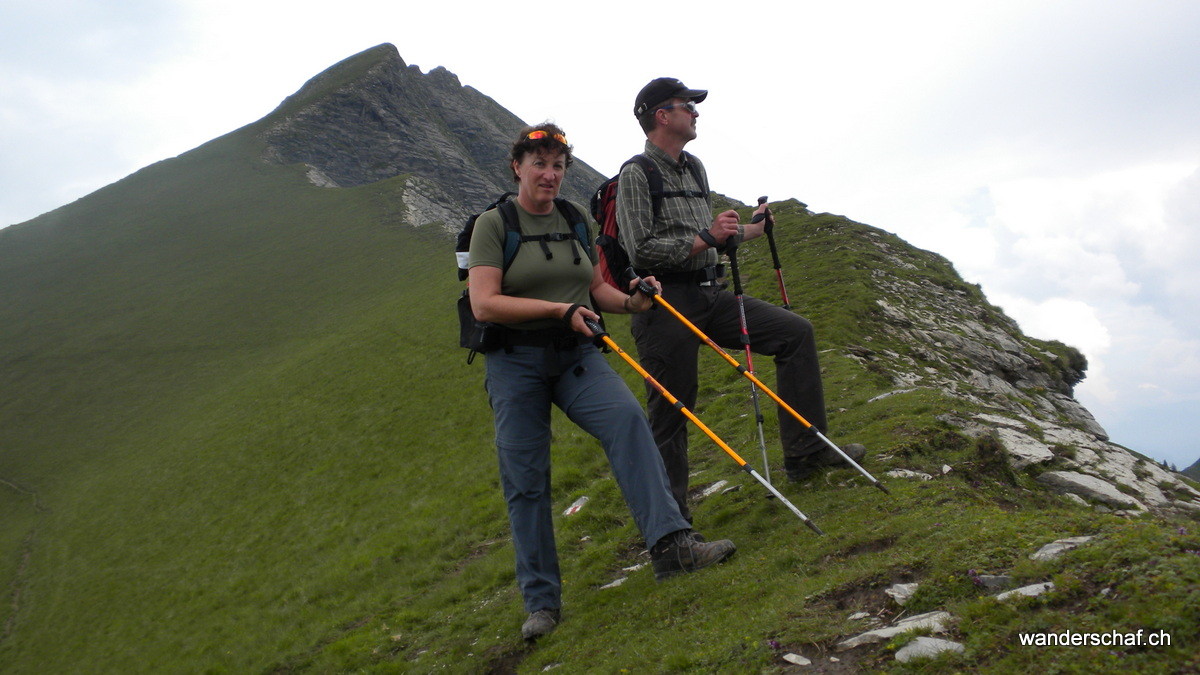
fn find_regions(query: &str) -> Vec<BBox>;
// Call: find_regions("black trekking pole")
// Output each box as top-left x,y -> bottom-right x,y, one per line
751,196 -> 791,309
584,317 -> 824,535
721,240 -> 773,485
634,279 -> 891,496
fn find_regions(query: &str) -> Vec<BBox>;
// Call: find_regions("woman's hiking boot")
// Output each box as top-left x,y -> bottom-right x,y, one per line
521,608 -> 561,640
650,529 -> 736,581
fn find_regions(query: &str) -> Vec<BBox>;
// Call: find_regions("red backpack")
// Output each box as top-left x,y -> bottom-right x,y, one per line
590,153 -> 706,290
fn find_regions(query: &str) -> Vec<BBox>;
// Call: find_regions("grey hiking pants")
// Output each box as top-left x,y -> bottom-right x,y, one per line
485,343 -> 689,613
631,281 -> 827,521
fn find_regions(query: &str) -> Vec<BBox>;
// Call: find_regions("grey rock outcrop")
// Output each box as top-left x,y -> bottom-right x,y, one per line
845,227 -> 1200,515
259,44 -> 604,232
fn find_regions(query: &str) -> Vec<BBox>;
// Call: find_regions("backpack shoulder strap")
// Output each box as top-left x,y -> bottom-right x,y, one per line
553,198 -> 592,256
498,199 -> 523,273
622,154 -> 667,215
623,153 -> 705,213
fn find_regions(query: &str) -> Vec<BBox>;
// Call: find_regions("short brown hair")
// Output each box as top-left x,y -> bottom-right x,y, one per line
637,101 -> 669,134
510,122 -> 573,181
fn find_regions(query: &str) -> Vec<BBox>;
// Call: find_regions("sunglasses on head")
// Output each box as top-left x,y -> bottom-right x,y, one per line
657,101 -> 698,114
526,130 -> 568,145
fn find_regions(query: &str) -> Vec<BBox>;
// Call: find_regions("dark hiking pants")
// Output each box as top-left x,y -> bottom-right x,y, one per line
631,281 -> 827,520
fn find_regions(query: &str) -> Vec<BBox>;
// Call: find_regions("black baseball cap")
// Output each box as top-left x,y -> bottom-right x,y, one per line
634,77 -> 708,117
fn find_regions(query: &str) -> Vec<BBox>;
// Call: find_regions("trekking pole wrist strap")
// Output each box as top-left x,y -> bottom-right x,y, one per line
698,229 -> 724,252
562,303 -> 584,328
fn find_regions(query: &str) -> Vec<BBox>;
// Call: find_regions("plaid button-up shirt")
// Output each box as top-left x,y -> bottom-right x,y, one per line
616,141 -> 717,273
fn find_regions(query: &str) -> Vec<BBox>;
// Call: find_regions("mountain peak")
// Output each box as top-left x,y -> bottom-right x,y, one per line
258,44 -> 601,230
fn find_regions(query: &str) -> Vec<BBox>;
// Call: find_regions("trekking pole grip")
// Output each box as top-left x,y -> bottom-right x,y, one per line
583,317 -> 607,338
624,267 -> 660,299
751,196 -> 772,232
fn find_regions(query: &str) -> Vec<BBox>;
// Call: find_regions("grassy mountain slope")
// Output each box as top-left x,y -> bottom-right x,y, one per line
3,83 -> 1199,675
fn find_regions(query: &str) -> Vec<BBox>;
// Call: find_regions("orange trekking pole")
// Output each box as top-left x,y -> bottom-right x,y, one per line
631,279 -> 890,495
584,318 -> 824,535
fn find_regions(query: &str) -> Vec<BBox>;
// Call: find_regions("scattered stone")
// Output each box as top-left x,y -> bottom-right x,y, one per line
885,582 -> 920,605
942,464 -> 952,474
867,389 -> 916,403
895,637 -> 965,662
849,611 -> 871,621
600,577 -> 626,590
562,496 -> 589,516
1036,471 -> 1146,510
1030,535 -> 1095,561
886,469 -> 933,481
975,574 -> 1013,591
699,480 -> 729,498
836,611 -> 953,650
782,653 -> 811,666
996,582 -> 1055,601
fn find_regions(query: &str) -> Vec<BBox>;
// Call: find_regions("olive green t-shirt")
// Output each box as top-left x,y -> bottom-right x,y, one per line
467,200 -> 598,331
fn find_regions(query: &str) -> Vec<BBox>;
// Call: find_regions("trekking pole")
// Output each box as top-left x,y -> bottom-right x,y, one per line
751,196 -> 791,309
721,240 -> 773,485
634,279 -> 891,495
584,317 -> 824,535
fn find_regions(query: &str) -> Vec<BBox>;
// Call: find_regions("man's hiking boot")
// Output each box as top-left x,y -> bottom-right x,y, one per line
786,443 -> 868,483
650,529 -> 735,581
521,608 -> 560,640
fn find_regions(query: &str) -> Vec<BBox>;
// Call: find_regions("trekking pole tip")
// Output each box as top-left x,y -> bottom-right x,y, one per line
806,519 -> 825,536
875,481 -> 892,496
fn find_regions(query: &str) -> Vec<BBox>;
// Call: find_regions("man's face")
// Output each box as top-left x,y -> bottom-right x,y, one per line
659,97 -> 699,141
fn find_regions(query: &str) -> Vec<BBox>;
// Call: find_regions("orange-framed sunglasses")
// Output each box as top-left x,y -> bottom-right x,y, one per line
526,130 -> 568,145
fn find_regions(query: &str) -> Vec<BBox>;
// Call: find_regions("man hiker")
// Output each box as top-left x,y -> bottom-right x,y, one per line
616,77 -> 866,521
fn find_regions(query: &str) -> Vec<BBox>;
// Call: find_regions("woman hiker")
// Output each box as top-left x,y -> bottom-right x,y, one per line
467,122 -> 736,640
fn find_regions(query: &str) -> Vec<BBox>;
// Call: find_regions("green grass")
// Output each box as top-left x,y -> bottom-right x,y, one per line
1,123 -> 1197,673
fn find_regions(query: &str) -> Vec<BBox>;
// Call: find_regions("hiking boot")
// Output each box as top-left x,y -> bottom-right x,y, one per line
816,443 -> 867,467
786,443 -> 868,482
521,608 -> 561,640
650,530 -> 735,581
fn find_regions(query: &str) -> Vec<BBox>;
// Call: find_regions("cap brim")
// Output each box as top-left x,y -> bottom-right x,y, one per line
679,88 -> 708,103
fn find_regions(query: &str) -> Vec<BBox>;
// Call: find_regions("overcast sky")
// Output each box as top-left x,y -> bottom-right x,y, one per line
3,0 -> 1197,468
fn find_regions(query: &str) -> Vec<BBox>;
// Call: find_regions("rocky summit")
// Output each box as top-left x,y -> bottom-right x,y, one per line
259,43 -> 604,232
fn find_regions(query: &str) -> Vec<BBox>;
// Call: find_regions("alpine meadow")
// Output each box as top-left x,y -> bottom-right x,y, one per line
2,44 -> 1198,673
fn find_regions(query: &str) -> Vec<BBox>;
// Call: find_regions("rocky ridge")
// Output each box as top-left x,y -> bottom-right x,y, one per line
842,223 -> 1200,516
259,43 -> 605,233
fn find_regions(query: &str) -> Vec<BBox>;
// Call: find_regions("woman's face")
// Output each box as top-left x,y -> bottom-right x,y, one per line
512,149 -> 566,206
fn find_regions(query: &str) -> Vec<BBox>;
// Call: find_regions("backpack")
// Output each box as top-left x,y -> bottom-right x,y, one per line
455,193 -> 592,363
590,153 -> 707,290
455,193 -> 591,280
